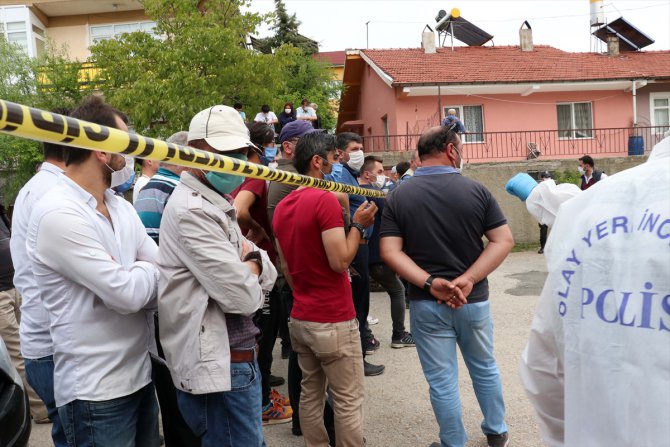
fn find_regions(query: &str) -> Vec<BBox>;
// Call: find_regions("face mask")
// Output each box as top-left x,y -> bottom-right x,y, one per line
265,147 -> 278,161
285,108 -> 292,114
453,147 -> 465,172
347,150 -> 365,171
578,166 -> 585,175
331,162 -> 343,176
205,153 -> 248,194
372,174 -> 386,189
106,155 -> 134,189
114,171 -> 136,194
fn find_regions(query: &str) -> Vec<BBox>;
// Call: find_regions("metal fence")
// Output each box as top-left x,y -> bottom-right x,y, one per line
363,126 -> 668,162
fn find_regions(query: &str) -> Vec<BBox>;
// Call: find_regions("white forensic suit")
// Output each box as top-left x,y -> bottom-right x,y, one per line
519,136 -> 670,446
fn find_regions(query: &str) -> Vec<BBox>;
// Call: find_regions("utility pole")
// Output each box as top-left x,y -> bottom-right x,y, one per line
366,20 -> 370,48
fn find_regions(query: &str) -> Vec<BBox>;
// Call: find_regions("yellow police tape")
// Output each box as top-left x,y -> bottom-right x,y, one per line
0,99 -> 386,199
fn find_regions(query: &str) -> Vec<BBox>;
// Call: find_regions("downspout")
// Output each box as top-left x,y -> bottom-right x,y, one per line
632,80 -> 637,128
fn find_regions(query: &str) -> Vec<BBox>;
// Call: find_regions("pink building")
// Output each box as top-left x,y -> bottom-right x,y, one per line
338,45 -> 670,162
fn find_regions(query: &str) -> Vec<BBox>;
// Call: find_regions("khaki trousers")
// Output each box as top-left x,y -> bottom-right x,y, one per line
0,288 -> 49,420
289,317 -> 364,447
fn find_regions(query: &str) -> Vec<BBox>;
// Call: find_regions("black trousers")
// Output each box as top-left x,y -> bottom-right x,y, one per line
539,224 -> 548,249
152,316 -> 199,447
257,285 -> 281,406
351,244 -> 371,356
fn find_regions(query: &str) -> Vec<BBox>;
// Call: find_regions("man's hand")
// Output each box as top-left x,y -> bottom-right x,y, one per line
430,278 -> 467,309
451,275 -> 475,300
352,201 -> 377,228
246,227 -> 269,245
241,240 -> 252,260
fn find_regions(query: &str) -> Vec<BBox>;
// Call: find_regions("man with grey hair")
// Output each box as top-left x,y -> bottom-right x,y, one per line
134,130 -> 198,446
442,108 -> 466,134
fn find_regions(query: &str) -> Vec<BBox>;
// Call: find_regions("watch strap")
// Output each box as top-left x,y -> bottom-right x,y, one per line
423,275 -> 436,293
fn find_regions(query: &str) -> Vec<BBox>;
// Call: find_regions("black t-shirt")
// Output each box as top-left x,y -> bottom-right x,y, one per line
0,205 -> 14,292
380,171 -> 507,302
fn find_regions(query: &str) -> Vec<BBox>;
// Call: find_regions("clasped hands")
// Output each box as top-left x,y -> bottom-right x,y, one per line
429,276 -> 473,309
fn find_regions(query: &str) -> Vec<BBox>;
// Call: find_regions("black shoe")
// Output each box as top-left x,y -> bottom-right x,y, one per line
429,443 -> 441,447
391,331 -> 416,348
281,343 -> 291,359
291,426 -> 302,436
538,248 -> 544,254
364,337 -> 380,355
269,374 -> 285,387
363,360 -> 385,376
486,432 -> 510,447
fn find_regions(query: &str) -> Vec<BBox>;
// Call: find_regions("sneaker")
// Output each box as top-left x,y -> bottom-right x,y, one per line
486,432 -> 510,447
363,360 -> 385,376
391,331 -> 416,348
367,315 -> 379,325
270,389 -> 290,407
269,374 -> 285,387
262,400 -> 292,425
538,248 -> 544,254
364,337 -> 380,355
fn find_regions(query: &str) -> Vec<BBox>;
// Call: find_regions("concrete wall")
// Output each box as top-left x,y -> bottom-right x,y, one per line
358,64 -> 399,138
370,152 -> 648,244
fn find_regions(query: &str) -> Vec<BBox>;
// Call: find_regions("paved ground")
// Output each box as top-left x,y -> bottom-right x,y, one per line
28,251 -> 547,447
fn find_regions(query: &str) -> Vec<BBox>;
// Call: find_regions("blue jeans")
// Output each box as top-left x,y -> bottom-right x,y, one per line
176,360 -> 265,447
410,300 -> 507,447
58,383 -> 159,447
24,355 -> 67,447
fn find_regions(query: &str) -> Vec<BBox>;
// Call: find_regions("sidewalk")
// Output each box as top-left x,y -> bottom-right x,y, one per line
29,251 -> 546,447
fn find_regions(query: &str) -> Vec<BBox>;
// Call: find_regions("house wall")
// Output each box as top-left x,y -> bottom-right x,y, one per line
46,10 -> 149,61
358,64 -> 399,141
637,81 -> 670,126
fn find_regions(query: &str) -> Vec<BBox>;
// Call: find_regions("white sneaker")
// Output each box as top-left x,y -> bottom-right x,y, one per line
367,315 -> 379,325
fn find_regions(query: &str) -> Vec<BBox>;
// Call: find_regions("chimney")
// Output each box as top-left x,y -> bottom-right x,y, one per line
422,25 -> 436,54
607,34 -> 620,56
519,21 -> 533,52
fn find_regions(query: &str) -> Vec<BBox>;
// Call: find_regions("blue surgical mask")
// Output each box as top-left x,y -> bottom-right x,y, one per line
205,153 -> 248,194
331,162 -> 343,176
113,171 -> 135,194
265,147 -> 278,161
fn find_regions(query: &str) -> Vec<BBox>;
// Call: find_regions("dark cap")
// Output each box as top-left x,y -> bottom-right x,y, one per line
540,171 -> 551,179
279,120 -> 321,143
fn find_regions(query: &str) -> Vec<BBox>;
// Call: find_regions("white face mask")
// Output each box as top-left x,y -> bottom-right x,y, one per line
578,166 -> 585,175
105,155 -> 134,188
285,109 -> 292,114
347,150 -> 365,171
372,174 -> 386,189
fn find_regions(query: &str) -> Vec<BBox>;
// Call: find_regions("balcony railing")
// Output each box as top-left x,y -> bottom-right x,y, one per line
363,126 -> 668,162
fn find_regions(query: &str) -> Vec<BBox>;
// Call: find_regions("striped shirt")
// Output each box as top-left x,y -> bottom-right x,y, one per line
134,167 -> 181,244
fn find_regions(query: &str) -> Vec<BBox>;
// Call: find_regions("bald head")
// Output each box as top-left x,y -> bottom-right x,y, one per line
447,108 -> 457,115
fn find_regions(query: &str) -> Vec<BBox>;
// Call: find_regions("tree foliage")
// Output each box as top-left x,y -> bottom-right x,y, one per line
255,0 -> 318,55
0,39 -> 84,204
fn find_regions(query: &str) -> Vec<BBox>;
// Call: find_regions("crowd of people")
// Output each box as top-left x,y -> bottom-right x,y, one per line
233,98 -> 323,135
0,93 -> 667,447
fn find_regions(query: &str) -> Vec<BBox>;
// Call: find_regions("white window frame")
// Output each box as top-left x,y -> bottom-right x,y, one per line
89,20 -> 158,45
650,92 -> 670,131
443,105 -> 484,143
557,102 -> 594,140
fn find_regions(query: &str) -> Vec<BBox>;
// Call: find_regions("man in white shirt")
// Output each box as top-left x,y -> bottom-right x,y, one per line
296,99 -> 317,124
27,96 -> 160,446
132,158 -> 159,203
10,134 -> 68,446
254,104 -> 278,127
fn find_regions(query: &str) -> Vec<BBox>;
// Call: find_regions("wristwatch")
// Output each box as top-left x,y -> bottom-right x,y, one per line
243,251 -> 263,275
350,222 -> 365,237
423,275 -> 436,293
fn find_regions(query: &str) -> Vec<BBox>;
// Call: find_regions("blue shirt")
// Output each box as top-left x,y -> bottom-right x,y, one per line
326,163 -> 371,238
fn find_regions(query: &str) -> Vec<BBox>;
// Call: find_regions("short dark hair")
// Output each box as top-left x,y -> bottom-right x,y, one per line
234,102 -> 243,110
396,161 -> 410,177
247,122 -> 275,147
579,155 -> 594,167
42,107 -> 71,162
261,104 -> 270,113
293,132 -> 336,175
66,96 -> 126,166
417,126 -> 459,160
335,132 -> 362,151
301,98 -> 309,106
361,155 -> 382,173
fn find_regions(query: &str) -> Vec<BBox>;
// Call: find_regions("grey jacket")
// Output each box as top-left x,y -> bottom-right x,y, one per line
157,172 -> 276,394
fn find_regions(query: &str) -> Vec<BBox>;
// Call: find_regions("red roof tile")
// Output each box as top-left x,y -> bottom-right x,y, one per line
314,51 -> 346,66
361,46 -> 670,85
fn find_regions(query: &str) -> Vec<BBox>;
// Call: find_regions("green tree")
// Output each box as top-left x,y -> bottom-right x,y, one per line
255,0 -> 318,55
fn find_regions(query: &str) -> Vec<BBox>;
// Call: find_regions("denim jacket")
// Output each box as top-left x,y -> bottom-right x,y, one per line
157,172 -> 276,394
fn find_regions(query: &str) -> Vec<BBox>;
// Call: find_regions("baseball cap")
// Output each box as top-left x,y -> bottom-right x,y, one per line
279,120 -> 321,143
188,105 -> 254,152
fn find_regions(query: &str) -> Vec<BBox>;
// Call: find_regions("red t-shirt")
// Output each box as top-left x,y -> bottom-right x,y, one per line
232,178 -> 277,264
272,188 -> 355,323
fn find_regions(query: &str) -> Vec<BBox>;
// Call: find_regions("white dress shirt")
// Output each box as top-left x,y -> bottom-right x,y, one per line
10,162 -> 62,359
132,174 -> 151,204
27,175 -> 159,406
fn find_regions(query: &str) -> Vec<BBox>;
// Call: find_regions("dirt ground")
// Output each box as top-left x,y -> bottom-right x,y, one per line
29,251 -> 547,447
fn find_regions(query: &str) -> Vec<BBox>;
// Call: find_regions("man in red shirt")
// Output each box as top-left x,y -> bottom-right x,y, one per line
273,132 -> 377,446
